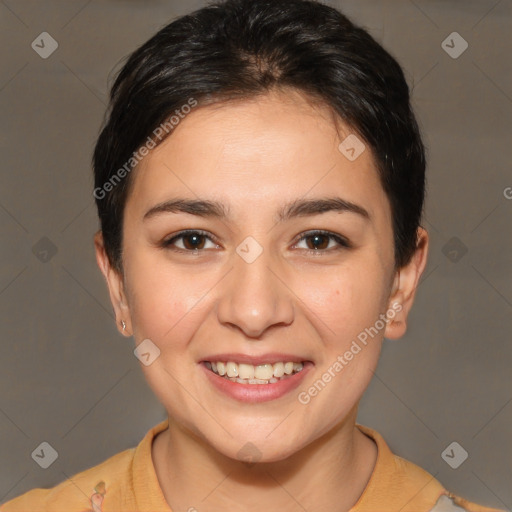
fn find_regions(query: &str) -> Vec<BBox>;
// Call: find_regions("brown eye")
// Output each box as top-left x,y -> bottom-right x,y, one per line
181,233 -> 206,250
305,233 -> 330,250
295,230 -> 350,252
162,230 -> 218,252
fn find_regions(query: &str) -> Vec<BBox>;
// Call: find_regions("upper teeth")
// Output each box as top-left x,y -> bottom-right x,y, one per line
206,361 -> 304,380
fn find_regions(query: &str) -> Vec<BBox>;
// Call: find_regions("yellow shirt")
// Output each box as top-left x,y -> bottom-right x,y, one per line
0,419 -> 506,512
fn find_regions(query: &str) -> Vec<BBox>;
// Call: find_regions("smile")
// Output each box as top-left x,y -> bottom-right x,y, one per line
205,361 -> 304,384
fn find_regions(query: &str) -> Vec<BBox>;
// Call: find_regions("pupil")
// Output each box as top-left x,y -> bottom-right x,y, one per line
183,234 -> 329,251
309,235 -> 327,250
185,234 -> 204,250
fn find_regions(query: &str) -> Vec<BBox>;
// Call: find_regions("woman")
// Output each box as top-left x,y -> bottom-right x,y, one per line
1,0 -> 505,511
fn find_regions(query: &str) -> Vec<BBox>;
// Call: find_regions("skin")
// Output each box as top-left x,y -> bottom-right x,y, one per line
95,88 -> 429,512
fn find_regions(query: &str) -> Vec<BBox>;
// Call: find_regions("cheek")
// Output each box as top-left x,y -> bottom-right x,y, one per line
125,258 -> 197,343
299,263 -> 385,343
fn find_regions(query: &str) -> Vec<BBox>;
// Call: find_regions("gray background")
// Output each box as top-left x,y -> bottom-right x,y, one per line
0,0 -> 511,509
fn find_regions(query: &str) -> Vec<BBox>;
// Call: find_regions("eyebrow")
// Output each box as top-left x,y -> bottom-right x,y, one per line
143,197 -> 371,222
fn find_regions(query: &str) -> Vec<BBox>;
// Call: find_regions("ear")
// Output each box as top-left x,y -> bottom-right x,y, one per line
384,227 -> 429,340
94,230 -> 132,337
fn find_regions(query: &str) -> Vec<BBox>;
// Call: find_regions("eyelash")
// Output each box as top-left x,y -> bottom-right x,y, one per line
161,229 -> 351,254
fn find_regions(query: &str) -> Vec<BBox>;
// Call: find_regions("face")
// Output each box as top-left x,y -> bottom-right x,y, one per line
96,89 -> 428,462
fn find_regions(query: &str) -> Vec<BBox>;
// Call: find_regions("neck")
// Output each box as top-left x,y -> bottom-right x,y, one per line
152,407 -> 377,512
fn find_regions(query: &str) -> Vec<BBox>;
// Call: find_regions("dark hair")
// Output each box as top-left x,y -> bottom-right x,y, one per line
93,0 -> 426,274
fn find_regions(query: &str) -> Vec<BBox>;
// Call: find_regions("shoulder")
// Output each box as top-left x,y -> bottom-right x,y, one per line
354,424 -> 508,512
0,446 -> 135,512
429,493 -> 508,512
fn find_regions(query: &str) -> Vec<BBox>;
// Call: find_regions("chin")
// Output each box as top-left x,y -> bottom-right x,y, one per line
207,430 -> 307,465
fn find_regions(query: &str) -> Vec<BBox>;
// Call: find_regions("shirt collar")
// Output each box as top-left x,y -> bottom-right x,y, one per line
131,418 -> 446,512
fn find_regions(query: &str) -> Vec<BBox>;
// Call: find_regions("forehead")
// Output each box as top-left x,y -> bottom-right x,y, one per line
126,90 -> 390,224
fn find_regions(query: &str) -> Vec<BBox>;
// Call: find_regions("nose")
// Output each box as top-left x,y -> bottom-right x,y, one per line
216,246 -> 294,339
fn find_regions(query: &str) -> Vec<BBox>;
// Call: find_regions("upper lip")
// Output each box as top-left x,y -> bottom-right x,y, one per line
201,353 -> 311,365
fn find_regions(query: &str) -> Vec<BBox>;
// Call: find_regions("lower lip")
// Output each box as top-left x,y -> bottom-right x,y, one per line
201,362 -> 313,403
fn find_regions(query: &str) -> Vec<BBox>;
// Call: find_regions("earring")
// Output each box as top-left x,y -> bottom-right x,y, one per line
121,320 -> 126,331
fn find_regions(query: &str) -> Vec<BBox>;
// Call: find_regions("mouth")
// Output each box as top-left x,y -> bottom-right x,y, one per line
203,360 -> 306,385
200,353 -> 314,402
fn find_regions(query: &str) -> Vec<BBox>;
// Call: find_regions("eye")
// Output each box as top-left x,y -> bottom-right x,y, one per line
294,230 -> 351,252
161,229 -> 351,254
162,230 -> 220,252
